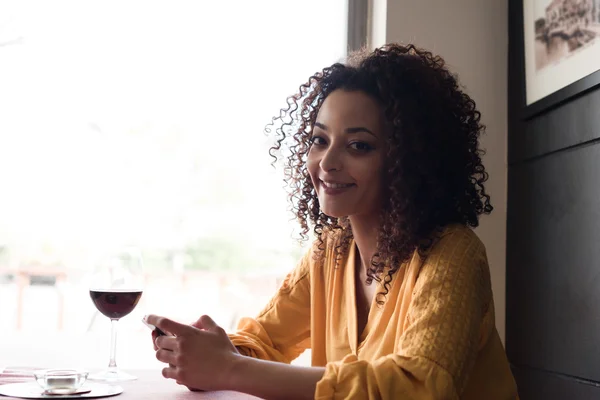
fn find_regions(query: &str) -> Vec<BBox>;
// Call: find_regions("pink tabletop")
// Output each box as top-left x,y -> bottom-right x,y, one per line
0,369 -> 263,400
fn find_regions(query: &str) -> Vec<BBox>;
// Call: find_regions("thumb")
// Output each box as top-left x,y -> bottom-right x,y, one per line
190,319 -> 202,329
192,315 -> 218,332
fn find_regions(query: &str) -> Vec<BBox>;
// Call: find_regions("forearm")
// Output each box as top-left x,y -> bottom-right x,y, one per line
228,355 -> 325,400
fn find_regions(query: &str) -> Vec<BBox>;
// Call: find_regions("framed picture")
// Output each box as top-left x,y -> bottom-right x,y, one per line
522,0 -> 600,117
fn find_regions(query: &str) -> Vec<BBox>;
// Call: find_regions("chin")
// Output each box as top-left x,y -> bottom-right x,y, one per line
320,206 -> 350,219
323,212 -> 346,219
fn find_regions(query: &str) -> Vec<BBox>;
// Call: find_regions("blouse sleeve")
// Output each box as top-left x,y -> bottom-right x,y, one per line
227,249 -> 312,364
315,229 -> 490,399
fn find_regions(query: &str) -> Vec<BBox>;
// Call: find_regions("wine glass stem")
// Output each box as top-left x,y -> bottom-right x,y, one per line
109,318 -> 119,369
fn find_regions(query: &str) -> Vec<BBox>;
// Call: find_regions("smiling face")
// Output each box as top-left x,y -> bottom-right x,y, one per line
307,89 -> 387,219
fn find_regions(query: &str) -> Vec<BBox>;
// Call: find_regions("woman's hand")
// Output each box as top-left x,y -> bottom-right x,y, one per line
146,314 -> 241,392
146,316 -> 208,391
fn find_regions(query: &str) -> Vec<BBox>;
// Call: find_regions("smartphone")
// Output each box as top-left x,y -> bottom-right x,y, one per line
142,316 -> 167,336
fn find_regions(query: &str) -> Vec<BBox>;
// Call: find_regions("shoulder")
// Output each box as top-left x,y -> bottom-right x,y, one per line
408,224 -> 493,319
415,224 -> 490,292
429,223 -> 487,261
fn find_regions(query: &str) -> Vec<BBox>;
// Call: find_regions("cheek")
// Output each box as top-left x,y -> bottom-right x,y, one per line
356,158 -> 381,179
306,154 -> 319,182
358,160 -> 385,193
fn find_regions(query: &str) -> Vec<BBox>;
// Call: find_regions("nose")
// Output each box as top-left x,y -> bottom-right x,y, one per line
319,146 -> 343,172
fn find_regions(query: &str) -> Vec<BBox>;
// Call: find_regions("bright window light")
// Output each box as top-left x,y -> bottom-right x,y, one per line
0,0 -> 347,369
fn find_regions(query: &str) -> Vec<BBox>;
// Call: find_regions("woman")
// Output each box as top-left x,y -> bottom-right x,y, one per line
146,43 -> 519,399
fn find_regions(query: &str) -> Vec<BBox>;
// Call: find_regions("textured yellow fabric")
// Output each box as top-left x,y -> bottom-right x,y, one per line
228,224 -> 518,399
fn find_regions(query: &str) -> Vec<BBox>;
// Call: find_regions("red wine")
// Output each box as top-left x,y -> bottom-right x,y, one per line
89,290 -> 143,319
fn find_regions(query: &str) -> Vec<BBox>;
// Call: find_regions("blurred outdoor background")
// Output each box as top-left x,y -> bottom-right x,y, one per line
0,0 -> 347,370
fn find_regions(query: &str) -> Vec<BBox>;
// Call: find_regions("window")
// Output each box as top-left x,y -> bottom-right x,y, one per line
0,1 -> 351,369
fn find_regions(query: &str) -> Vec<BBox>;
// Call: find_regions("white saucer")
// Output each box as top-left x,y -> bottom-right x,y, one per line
0,381 -> 123,399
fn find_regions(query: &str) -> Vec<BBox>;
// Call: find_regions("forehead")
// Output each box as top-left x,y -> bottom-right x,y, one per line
316,90 -> 384,131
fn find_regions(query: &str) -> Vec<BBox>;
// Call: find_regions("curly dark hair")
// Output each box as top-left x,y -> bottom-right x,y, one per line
267,43 -> 492,304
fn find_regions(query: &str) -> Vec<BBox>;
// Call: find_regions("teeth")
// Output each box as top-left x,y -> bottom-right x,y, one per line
322,181 -> 353,189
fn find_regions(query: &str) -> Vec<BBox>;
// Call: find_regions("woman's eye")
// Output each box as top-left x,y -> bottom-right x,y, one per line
310,136 -> 326,146
349,142 -> 373,151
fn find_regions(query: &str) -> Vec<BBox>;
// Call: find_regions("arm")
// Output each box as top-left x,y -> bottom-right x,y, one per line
227,248 -> 312,363
148,245 -> 319,398
228,357 -> 325,400
150,313 -> 324,398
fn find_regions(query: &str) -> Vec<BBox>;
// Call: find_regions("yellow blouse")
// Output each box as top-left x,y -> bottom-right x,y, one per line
228,224 -> 518,399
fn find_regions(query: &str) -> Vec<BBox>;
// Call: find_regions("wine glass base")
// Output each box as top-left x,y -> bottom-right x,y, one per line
88,368 -> 137,382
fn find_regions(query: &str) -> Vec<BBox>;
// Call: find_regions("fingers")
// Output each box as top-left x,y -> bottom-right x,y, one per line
155,335 -> 178,351
146,315 -> 195,337
189,319 -> 202,329
155,349 -> 177,365
194,315 -> 218,332
162,366 -> 178,380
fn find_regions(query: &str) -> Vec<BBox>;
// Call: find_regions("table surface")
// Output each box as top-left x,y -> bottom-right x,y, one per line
0,369 -> 263,400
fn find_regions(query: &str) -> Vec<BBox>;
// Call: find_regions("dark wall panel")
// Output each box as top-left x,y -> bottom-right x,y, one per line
507,142 -> 600,381
512,365 -> 600,400
509,90 -> 600,164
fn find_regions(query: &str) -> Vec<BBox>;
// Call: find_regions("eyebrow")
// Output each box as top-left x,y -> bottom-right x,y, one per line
314,122 -> 377,138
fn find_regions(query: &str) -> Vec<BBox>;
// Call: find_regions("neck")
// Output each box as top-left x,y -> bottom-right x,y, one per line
348,213 -> 380,275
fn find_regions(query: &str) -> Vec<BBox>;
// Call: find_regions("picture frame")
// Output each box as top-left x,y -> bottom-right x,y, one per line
521,0 -> 600,118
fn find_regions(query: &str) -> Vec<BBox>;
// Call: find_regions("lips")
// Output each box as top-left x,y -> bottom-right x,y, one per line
321,180 -> 354,189
319,179 -> 356,195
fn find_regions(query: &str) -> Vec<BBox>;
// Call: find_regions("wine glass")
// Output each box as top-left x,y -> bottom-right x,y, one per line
88,247 -> 144,382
